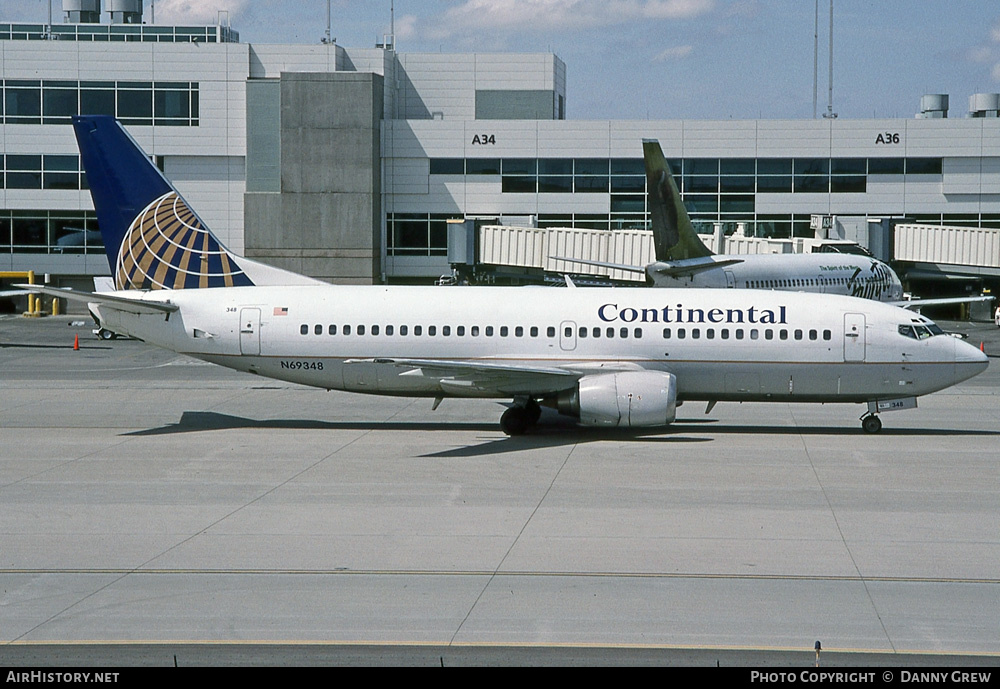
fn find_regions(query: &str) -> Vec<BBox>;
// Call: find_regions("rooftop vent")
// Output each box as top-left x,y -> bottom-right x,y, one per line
107,0 -> 142,25
969,93 -> 1000,118
916,94 -> 948,119
63,0 -> 101,24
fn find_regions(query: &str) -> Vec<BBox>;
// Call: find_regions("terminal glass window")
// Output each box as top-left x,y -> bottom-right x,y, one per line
0,80 -> 200,126
5,81 -> 40,124
80,83 -> 116,116
42,83 -> 78,124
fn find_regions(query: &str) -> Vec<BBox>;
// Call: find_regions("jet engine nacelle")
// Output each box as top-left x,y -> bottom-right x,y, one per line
556,371 -> 677,428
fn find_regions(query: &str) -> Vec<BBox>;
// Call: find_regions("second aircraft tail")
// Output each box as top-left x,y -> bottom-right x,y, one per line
642,139 -> 714,262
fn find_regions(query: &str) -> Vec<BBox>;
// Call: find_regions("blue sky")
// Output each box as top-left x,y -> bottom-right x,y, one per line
8,1 -> 1000,120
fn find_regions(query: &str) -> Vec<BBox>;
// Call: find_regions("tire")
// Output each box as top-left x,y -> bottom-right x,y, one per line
99,329 -> 114,340
861,415 -> 882,434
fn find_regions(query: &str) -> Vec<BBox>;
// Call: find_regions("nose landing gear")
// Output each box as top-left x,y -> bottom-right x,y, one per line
861,413 -> 882,434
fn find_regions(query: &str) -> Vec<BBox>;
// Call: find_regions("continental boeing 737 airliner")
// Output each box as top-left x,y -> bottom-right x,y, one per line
23,116 -> 988,436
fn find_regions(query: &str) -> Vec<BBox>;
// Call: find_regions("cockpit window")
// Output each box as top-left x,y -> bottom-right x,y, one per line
899,323 -> 940,340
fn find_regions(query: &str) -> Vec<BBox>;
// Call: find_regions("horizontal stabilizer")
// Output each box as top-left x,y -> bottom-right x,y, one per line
650,257 -> 745,278
549,256 -> 645,274
551,255 -> 744,279
16,284 -> 178,315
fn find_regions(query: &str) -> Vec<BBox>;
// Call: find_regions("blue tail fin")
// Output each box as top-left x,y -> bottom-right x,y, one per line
73,115 -> 254,290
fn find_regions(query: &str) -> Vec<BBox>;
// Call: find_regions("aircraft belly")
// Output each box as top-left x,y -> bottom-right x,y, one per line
672,361 -> 928,402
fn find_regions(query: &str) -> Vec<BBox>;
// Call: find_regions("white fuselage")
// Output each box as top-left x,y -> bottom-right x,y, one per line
647,253 -> 902,302
93,285 -> 986,405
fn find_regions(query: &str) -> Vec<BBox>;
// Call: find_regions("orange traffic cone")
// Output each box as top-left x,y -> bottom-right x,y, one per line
74,334 -> 79,351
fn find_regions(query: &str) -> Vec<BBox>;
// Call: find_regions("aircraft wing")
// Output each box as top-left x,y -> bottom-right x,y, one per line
0,289 -> 30,297
347,357 -> 581,396
15,284 -> 179,315
892,295 -> 993,311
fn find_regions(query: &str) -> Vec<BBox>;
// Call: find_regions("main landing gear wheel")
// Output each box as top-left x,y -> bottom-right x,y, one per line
500,400 -> 541,436
861,414 -> 882,434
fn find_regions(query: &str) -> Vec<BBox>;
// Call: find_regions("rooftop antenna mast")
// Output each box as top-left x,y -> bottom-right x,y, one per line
383,0 -> 395,50
812,0 -> 818,118
823,0 -> 837,119
322,0 -> 335,43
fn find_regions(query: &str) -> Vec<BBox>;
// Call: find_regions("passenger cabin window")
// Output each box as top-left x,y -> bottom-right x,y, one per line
300,324 -> 308,335
314,324 -> 322,335
328,324 -> 337,335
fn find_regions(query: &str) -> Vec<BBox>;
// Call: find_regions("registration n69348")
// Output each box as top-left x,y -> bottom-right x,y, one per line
280,360 -> 324,370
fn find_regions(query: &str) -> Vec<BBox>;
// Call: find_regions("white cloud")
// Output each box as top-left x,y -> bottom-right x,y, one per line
653,45 -> 693,61
969,46 -> 993,64
153,0 -> 250,26
425,0 -> 715,38
393,15 -> 418,41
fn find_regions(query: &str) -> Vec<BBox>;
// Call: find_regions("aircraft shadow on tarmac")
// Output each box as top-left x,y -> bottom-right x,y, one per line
124,410 -> 1000,458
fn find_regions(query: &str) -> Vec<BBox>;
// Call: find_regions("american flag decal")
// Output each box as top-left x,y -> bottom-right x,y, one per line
274,307 -> 288,316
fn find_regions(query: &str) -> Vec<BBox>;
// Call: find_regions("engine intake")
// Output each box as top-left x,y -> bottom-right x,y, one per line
555,371 -> 677,428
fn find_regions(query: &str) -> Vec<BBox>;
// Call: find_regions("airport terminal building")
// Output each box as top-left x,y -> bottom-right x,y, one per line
2,5 -> 1000,297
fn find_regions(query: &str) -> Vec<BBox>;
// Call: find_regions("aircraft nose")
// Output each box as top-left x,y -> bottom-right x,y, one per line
954,337 -> 989,370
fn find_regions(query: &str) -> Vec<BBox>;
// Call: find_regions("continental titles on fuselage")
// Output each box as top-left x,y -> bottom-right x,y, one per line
598,303 -> 788,325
